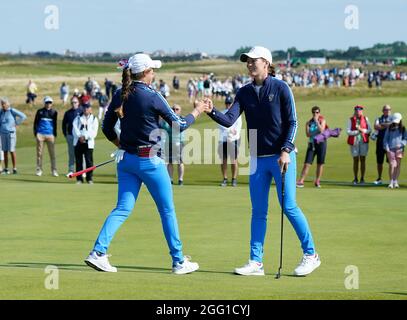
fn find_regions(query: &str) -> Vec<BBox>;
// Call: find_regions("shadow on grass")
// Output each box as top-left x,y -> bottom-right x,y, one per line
2,175 -> 404,189
382,292 -> 407,297
0,262 -> 89,271
281,274 -> 304,278
0,262 -> 233,275
302,179 -> 405,189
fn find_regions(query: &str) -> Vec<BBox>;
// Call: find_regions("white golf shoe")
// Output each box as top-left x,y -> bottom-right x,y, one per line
172,256 -> 199,275
294,253 -> 321,276
235,260 -> 265,276
85,251 -> 117,272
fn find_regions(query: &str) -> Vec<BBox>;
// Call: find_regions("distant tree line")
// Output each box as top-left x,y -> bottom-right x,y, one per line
232,41 -> 407,61
0,41 -> 406,63
0,51 -> 209,63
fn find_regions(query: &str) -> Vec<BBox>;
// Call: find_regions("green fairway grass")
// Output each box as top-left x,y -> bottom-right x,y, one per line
0,60 -> 406,299
0,179 -> 406,299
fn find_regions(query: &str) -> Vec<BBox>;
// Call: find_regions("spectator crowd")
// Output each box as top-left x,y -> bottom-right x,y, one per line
0,70 -> 405,189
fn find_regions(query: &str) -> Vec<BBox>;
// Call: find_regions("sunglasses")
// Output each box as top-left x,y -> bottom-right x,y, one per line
173,108 -> 180,111
312,111 -> 320,114
383,109 -> 391,112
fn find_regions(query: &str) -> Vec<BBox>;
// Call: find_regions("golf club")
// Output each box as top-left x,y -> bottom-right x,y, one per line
275,166 -> 287,279
67,159 -> 115,179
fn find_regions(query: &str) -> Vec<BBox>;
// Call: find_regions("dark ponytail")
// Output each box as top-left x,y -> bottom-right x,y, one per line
115,67 -> 133,118
399,120 -> 405,134
268,64 -> 276,77
259,58 -> 276,77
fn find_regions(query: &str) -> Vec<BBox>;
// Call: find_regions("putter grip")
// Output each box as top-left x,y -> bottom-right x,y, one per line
68,166 -> 97,178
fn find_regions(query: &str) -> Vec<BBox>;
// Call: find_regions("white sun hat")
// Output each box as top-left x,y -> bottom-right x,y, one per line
128,53 -> 162,74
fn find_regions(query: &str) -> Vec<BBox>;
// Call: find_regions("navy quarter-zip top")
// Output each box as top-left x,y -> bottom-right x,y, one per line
103,81 -> 195,154
208,76 -> 298,156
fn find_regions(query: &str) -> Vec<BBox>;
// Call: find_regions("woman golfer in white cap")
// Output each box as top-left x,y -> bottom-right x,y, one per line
205,46 -> 321,276
85,53 -> 205,274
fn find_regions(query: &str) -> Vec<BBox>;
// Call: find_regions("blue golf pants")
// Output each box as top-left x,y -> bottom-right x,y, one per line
249,153 -> 315,262
93,153 -> 184,263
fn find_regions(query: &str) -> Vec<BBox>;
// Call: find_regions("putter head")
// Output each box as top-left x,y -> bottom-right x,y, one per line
275,266 -> 282,279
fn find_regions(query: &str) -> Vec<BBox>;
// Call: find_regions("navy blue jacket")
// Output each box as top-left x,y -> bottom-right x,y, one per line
208,76 -> 298,156
103,81 -> 194,154
62,107 -> 83,136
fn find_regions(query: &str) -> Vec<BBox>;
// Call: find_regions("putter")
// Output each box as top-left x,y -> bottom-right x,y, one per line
67,159 -> 115,178
275,166 -> 287,279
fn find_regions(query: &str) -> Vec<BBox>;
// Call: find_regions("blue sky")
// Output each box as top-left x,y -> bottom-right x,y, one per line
0,0 -> 405,54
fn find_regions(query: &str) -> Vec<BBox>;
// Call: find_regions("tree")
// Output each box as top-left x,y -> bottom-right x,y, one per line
232,46 -> 252,59
287,47 -> 297,56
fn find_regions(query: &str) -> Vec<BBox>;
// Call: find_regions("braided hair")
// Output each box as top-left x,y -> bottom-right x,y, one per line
115,67 -> 140,118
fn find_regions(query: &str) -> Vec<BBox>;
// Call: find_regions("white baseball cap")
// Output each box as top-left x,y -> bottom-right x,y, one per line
240,46 -> 273,65
128,53 -> 162,74
392,112 -> 402,124
43,96 -> 53,103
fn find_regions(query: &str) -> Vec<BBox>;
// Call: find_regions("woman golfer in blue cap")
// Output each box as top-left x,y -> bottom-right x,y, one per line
204,46 -> 321,276
85,53 -> 205,274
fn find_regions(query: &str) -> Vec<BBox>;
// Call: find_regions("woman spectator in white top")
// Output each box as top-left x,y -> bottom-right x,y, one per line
187,79 -> 196,103
0,97 -> 27,174
72,103 -> 99,184
383,113 -> 406,189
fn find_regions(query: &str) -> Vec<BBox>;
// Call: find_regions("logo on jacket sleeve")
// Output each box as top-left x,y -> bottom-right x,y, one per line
268,94 -> 274,102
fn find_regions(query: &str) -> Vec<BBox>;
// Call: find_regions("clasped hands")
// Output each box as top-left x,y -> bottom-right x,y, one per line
193,98 -> 214,115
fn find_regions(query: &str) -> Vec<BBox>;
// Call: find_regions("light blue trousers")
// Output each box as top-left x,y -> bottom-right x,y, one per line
93,153 -> 184,263
249,153 -> 315,262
